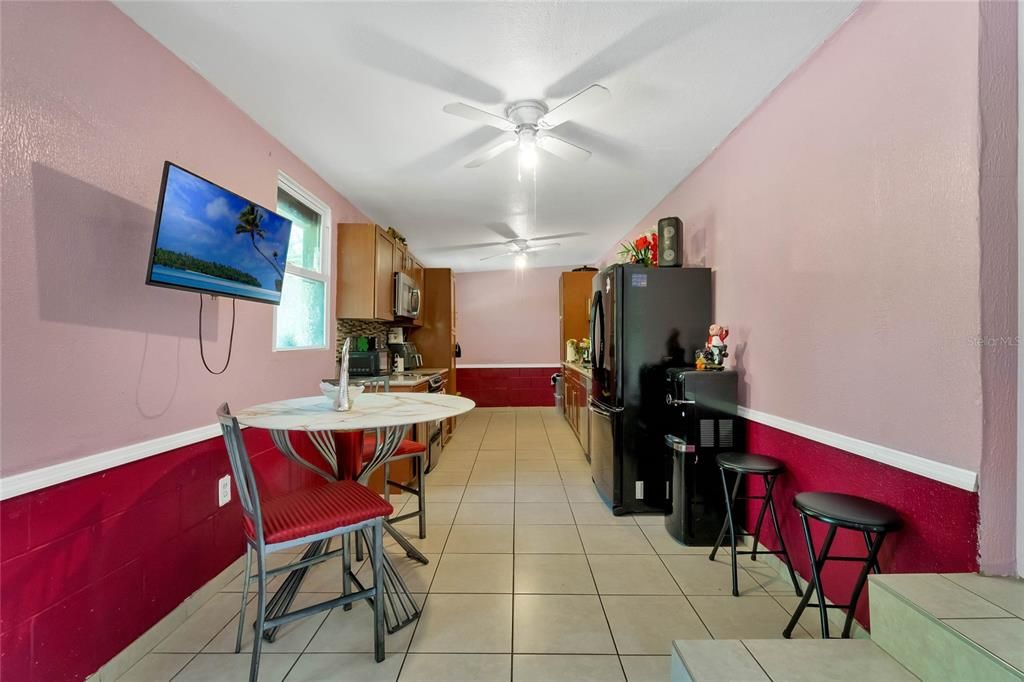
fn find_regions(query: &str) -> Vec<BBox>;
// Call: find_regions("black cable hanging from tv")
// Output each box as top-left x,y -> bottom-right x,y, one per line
198,295 -> 236,375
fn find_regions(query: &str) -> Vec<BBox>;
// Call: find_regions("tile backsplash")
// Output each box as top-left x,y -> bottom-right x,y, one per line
337,319 -> 389,357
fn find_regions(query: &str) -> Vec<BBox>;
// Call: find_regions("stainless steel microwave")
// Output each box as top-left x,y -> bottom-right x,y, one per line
394,272 -> 421,319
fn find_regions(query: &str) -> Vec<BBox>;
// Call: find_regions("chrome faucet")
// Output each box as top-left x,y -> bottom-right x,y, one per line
334,337 -> 351,411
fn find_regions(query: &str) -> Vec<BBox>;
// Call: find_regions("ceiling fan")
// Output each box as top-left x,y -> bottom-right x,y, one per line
443,84 -> 610,169
441,223 -> 587,262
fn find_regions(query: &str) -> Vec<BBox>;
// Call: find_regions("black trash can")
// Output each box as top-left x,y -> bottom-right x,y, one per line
664,434 -> 733,546
551,373 -> 564,414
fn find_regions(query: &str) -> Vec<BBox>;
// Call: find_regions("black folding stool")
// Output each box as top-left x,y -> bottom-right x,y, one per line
782,491 -> 902,639
709,452 -> 802,597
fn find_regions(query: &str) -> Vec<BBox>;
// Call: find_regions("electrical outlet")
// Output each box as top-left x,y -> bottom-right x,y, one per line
218,475 -> 232,507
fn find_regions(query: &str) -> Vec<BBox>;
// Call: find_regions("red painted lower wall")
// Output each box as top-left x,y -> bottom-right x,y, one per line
0,430 -> 325,682
741,420 -> 979,629
457,367 -> 559,408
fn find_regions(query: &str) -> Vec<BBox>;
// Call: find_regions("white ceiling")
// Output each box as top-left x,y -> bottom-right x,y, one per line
117,1 -> 857,272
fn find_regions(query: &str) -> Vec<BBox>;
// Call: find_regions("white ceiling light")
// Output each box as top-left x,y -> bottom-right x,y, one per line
514,252 -> 528,269
518,128 -> 538,171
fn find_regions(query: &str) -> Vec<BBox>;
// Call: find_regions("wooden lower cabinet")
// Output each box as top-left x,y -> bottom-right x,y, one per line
563,365 -> 590,454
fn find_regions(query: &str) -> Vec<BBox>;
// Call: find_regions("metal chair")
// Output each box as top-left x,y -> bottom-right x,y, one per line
357,377 -> 428,539
217,403 -> 392,681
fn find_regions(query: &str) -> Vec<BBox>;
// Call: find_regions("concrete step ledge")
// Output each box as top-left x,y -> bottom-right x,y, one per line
671,638 -> 917,681
869,573 -> 1024,681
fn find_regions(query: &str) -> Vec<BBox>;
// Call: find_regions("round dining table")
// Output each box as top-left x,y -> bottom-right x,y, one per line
235,391 -> 475,637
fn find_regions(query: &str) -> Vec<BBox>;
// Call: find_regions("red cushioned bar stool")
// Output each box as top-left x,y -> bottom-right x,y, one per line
782,491 -> 902,639
218,404 -> 393,682
351,376 -> 429,564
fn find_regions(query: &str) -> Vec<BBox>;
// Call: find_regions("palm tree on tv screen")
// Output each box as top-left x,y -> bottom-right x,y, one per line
235,203 -> 284,289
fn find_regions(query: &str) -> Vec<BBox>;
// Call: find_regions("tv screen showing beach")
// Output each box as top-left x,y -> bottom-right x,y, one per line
147,163 -> 293,304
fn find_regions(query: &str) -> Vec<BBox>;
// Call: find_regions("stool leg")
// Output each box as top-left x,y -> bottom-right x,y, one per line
765,484 -> 802,596
842,531 -> 887,638
342,532 -> 353,612
709,468 -> 742,562
249,549 -> 267,682
355,528 -> 364,562
784,516 -> 835,638
749,474 -> 774,561
372,520 -> 386,662
235,546 -> 252,653
721,468 -> 743,596
863,532 -> 882,574
417,452 -> 427,540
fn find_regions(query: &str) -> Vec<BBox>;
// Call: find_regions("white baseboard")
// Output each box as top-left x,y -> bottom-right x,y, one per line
737,407 -> 978,492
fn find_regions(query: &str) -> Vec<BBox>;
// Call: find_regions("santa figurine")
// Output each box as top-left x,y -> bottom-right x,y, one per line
703,324 -> 729,368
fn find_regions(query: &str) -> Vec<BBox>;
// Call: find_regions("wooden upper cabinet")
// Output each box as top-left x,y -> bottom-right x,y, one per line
337,222 -> 395,321
559,271 -> 595,360
374,229 -> 395,321
411,258 -> 425,292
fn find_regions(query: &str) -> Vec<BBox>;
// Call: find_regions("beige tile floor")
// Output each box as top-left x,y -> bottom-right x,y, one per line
121,407 -> 811,681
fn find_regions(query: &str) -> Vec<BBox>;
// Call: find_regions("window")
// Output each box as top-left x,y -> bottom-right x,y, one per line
273,174 -> 331,351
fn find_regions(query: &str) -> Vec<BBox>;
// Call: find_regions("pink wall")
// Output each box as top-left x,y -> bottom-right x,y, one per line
744,420 -> 979,630
455,266 -> 563,365
0,1 -> 368,477
602,1 -> 985,473
976,0 -> 1019,576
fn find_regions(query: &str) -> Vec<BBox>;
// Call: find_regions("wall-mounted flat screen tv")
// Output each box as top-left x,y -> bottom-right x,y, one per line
146,162 -> 292,305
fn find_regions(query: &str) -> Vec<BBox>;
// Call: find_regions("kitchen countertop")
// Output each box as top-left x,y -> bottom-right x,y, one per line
351,368 -> 448,388
562,361 -> 592,379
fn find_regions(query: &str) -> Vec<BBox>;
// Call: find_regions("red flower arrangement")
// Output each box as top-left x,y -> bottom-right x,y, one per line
618,229 -> 658,267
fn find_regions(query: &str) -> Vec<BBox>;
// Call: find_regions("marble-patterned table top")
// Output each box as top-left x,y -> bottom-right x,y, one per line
234,393 -> 475,432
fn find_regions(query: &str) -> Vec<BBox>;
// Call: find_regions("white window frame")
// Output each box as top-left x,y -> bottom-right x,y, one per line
273,171 -> 332,352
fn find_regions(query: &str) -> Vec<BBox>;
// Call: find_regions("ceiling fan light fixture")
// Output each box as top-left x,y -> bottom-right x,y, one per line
518,129 -> 538,170
514,252 -> 528,269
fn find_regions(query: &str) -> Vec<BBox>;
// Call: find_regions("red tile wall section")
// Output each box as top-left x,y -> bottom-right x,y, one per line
0,429 -> 325,682
457,367 -> 560,408
741,419 -> 979,630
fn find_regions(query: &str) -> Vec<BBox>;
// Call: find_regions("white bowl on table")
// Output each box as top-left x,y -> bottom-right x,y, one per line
319,381 -> 364,404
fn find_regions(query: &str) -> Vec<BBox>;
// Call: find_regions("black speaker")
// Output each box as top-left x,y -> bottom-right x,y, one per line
657,217 -> 682,267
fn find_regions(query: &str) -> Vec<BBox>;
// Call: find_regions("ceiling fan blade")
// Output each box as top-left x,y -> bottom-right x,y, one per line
485,222 -> 521,241
525,243 -> 560,253
464,135 -> 518,168
426,240 -> 509,253
526,232 -> 587,242
537,84 -> 610,129
536,134 -> 592,163
443,102 -> 516,131
480,250 -> 516,261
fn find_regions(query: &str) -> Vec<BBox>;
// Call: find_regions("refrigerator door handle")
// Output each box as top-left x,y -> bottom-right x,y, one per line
589,292 -> 602,370
589,399 -> 623,417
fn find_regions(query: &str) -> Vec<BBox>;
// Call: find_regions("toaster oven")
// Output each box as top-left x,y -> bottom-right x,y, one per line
349,350 -> 390,376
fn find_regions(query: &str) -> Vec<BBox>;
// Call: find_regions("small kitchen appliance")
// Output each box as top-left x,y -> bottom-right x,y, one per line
348,350 -> 390,376
388,342 -> 423,371
394,272 -> 421,319
662,368 -> 741,545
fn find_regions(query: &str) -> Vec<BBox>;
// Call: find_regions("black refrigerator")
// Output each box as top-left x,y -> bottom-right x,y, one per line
588,264 -> 711,515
